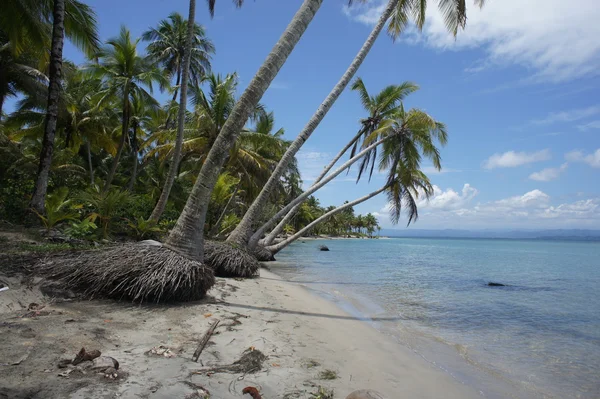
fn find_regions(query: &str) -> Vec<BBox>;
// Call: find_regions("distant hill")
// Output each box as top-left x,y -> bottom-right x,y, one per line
380,229 -> 600,241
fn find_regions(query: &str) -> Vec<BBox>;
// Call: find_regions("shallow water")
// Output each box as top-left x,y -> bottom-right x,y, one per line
273,238 -> 600,398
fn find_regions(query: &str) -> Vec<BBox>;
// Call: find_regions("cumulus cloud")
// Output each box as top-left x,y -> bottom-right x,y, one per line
529,163 -> 568,182
492,189 -> 550,209
417,184 -> 478,210
565,149 -> 600,168
342,0 -> 600,82
483,149 -> 551,169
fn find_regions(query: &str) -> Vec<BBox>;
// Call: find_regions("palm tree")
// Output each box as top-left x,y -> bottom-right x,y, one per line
267,95 -> 447,254
143,11 -> 215,122
127,93 -> 157,191
262,77 -> 418,245
24,0 -> 100,214
228,0 -> 483,247
0,36 -> 47,121
165,0 -> 323,260
147,1 -> 213,221
88,26 -> 166,193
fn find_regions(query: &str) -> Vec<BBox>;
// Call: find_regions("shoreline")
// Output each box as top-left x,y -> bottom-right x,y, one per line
2,265 -> 485,398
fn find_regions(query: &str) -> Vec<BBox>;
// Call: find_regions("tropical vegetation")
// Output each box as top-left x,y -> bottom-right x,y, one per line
0,0 -> 484,302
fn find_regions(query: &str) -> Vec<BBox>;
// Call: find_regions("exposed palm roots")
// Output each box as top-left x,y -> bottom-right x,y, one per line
37,242 -> 215,302
252,245 -> 275,262
204,241 -> 260,278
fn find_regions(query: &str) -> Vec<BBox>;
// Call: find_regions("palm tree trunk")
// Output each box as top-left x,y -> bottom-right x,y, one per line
86,138 -> 94,184
29,0 -> 65,214
209,181 -> 240,237
227,0 -> 397,247
128,121 -> 139,192
165,0 -> 323,260
164,66 -> 182,129
149,0 -> 196,222
248,135 -> 389,248
267,185 -> 388,253
262,129 -> 364,246
103,94 -> 129,193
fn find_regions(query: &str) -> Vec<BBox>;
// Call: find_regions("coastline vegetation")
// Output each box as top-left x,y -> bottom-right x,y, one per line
1,0 -> 482,302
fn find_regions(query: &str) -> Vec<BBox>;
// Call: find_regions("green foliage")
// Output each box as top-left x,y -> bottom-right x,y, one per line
77,185 -> 132,238
127,216 -> 163,240
33,187 -> 78,230
64,217 -> 97,239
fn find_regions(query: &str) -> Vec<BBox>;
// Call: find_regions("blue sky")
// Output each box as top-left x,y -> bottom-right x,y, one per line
29,0 -> 600,229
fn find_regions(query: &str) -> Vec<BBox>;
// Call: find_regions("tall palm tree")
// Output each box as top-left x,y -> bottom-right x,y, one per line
143,11 -> 215,117
88,26 -> 166,193
24,0 -> 100,214
165,0 -> 323,260
149,0 -> 210,221
267,97 -> 447,254
229,0 -> 484,248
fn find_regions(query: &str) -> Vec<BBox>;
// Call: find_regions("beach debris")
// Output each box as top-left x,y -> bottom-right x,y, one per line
318,369 -> 338,380
345,389 -> 385,399
0,281 -> 9,293
242,386 -> 262,399
310,386 -> 334,399
1,347 -> 32,366
91,356 -> 119,371
303,359 -> 320,369
149,345 -> 177,358
318,245 -> 329,251
103,366 -> 119,379
58,359 -> 73,368
182,381 -> 210,398
72,347 -> 101,365
488,282 -> 506,287
193,347 -> 267,375
193,319 -> 220,362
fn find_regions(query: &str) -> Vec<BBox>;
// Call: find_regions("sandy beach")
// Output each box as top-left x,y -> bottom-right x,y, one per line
0,262 -> 485,399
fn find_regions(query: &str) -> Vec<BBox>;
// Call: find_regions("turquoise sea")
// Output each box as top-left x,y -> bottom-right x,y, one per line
272,238 -> 600,399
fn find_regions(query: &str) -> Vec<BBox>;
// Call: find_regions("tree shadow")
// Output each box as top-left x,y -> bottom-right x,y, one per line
221,301 -> 403,322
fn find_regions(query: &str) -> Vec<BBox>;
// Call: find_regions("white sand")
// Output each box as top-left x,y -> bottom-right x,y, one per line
0,268 -> 484,398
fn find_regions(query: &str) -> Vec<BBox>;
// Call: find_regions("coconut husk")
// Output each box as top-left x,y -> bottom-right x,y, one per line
37,242 -> 215,303
203,241 -> 259,278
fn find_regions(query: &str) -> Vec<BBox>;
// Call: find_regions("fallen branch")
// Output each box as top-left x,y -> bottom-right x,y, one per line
192,319 -> 220,362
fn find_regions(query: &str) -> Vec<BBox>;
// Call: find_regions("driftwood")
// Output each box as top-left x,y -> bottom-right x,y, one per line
192,320 -> 220,362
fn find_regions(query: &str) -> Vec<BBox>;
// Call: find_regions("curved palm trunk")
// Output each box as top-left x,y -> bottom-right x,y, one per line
164,66 -> 182,130
249,135 -> 389,248
227,0 -> 398,247
29,0 -> 65,214
267,185 -> 387,254
103,95 -> 129,193
165,0 -> 323,260
262,129 -> 364,246
128,121 -> 139,192
149,0 -> 196,222
86,138 -> 94,184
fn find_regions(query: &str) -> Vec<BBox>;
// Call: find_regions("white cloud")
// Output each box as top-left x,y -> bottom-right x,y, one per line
565,149 -> 600,168
296,150 -> 332,184
417,183 -> 478,210
578,120 -> 600,131
492,189 -> 550,209
531,105 -> 600,125
483,149 -> 551,169
542,199 -> 600,220
343,0 -> 600,82
529,163 -> 568,182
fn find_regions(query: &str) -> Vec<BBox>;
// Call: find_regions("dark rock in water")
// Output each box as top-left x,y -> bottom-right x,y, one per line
488,282 -> 506,287
319,245 -> 329,251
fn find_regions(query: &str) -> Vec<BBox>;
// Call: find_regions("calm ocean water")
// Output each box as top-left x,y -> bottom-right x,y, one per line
272,238 -> 600,399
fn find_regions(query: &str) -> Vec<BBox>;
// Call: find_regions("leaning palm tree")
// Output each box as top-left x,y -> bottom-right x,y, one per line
88,26 -> 166,193
262,77 -> 418,246
266,104 -> 446,254
228,0 -> 484,248
27,0 -> 100,214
